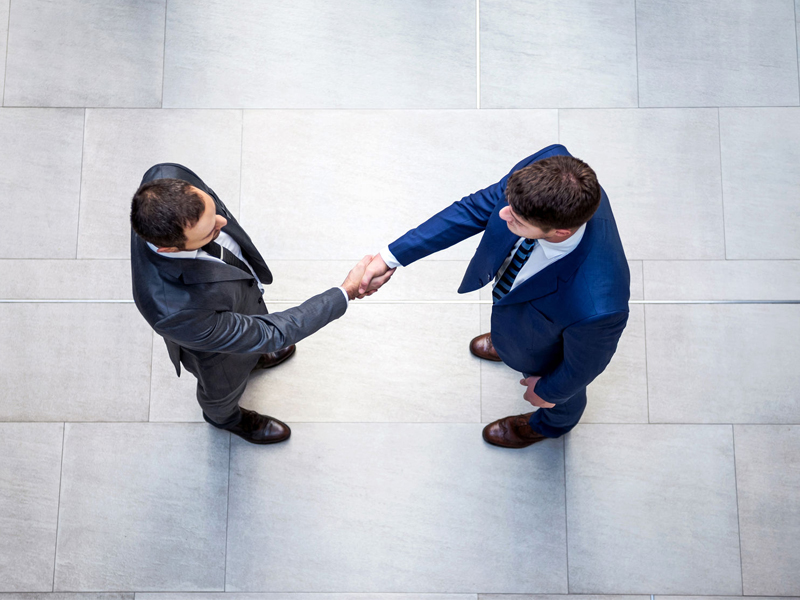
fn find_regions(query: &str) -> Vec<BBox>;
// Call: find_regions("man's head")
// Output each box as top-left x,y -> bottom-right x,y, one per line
130,179 -> 227,252
499,155 -> 601,241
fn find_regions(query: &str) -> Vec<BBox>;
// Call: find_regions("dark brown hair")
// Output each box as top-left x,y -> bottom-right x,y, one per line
130,179 -> 205,249
505,155 -> 601,230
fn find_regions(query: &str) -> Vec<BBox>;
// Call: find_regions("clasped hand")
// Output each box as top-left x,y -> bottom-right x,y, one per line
520,376 -> 555,408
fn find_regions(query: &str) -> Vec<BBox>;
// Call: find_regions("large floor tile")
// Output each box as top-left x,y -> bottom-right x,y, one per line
148,331 -> 201,423
0,596 -> 132,600
0,423 -> 64,591
78,109 -> 242,259
720,108 -> 800,259
0,260 -> 132,300
735,425 -> 800,595
1,109 -> 84,258
560,109 -> 725,260
636,0 -> 800,107
644,260 -> 800,300
226,423 -> 568,592
482,597 -> 649,600
241,303 -> 481,422
4,0 -> 165,107
54,423 -> 229,591
141,592 -> 476,600
480,305 -> 647,424
0,0 -> 8,103
647,304 -> 800,424
566,424 -> 742,594
163,0 -> 475,109
481,0 -> 637,108
241,110 -> 558,261
0,304 -> 152,421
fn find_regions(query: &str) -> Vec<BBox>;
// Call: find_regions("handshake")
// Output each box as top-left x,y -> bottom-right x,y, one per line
339,254 -> 397,301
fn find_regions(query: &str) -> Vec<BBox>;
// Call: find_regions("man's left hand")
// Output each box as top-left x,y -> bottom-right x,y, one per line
520,376 -> 556,409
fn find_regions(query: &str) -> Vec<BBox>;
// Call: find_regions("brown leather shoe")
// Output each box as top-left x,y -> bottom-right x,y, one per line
482,412 -> 547,448
469,332 -> 502,361
253,344 -> 296,370
224,407 -> 291,445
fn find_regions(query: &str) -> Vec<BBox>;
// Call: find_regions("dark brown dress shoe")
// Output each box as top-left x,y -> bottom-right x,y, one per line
253,344 -> 296,370
482,412 -> 547,448
225,407 -> 291,445
469,332 -> 502,362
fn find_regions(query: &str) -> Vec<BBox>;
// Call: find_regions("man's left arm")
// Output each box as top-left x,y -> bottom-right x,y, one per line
532,311 -> 629,405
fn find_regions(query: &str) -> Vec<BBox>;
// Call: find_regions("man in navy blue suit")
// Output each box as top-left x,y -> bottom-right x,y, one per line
359,145 -> 630,448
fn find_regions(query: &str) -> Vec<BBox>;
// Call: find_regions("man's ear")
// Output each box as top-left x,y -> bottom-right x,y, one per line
553,228 -> 574,237
156,247 -> 180,253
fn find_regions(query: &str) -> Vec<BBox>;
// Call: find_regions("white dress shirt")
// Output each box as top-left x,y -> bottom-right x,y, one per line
148,231 -> 350,304
380,222 -> 586,294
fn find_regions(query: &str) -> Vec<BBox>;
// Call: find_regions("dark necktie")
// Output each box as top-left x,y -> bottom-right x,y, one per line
201,241 -> 254,277
492,238 -> 537,303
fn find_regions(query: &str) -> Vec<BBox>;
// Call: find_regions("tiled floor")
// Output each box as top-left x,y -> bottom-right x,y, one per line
1,0 -> 799,596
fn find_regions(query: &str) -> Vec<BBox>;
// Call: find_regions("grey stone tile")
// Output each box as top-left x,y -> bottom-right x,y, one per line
54,423 -> 229,591
1,109 -> 84,258
481,0 -> 638,108
4,0 -> 165,107
480,305 -> 647,424
241,110 -> 558,261
0,0 -> 8,103
0,304 -> 152,421
647,304 -> 800,424
241,303 -> 481,423
78,109 -> 242,259
720,108 -> 800,259
560,108 -> 725,260
481,597 -> 649,600
0,596 -> 132,600
0,260 -> 132,300
636,0 -> 800,107
148,332 -> 201,423
657,598 -> 799,600
0,423 -> 63,591
479,260 -> 643,301
226,423 -> 568,592
644,260 -> 800,300
163,0 -> 475,109
735,425 -> 800,595
566,424 -> 742,594
136,592 -> 478,600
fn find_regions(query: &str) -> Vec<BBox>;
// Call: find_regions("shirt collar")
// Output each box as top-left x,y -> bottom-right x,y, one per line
146,241 -> 199,259
537,222 -> 586,260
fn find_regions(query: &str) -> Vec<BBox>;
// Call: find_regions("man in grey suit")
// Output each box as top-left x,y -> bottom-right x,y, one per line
130,163 -> 370,445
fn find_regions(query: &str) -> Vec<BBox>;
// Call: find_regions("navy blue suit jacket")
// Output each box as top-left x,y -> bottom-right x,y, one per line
389,145 -> 630,404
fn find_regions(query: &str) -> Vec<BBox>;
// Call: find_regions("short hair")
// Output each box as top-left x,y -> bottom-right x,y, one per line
505,155 -> 601,231
130,179 -> 206,249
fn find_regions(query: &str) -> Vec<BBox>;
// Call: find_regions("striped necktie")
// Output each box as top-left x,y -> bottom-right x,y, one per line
492,238 -> 537,303
201,241 -> 254,277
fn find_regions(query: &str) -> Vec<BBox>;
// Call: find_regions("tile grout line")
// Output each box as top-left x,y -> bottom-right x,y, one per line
50,422 -> 66,591
74,108 -> 87,259
222,432 -> 233,592
718,107 -> 728,259
476,0 -> 480,109
732,424 -> 746,594
238,109 -> 244,217
2,0 -> 11,106
7,104 -> 800,110
634,0 -> 640,107
160,0 -> 168,109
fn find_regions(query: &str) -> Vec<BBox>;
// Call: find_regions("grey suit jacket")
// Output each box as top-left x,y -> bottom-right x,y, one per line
130,163 -> 347,386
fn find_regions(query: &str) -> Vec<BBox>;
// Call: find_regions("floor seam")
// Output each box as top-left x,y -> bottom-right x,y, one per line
74,108 -> 87,259
50,423 -> 67,591
2,0 -> 11,106
732,425 -> 746,594
160,0 -> 168,108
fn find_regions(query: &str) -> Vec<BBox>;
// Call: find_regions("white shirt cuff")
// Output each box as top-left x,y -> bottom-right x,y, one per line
380,246 -> 402,269
337,286 -> 350,306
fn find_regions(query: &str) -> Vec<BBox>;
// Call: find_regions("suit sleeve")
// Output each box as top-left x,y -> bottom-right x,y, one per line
155,287 -> 347,354
533,311 -> 629,404
388,145 -> 569,266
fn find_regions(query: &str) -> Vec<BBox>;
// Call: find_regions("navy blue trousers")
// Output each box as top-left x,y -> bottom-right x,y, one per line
527,387 -> 587,438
